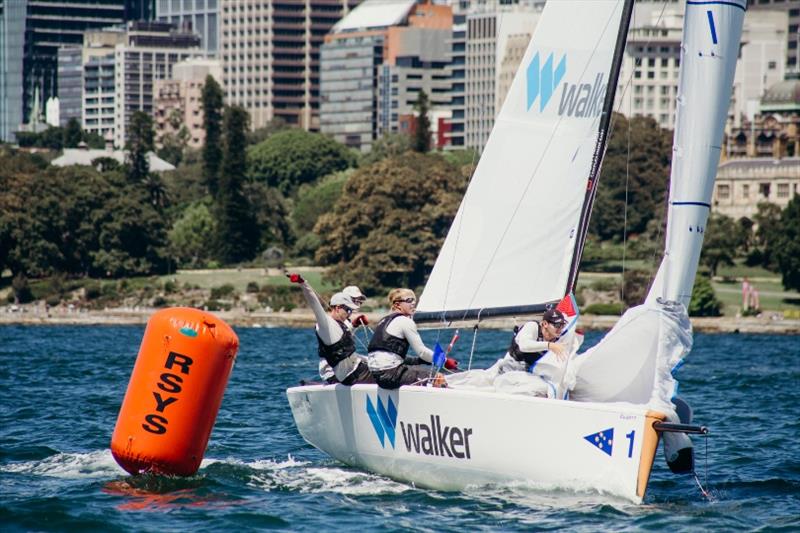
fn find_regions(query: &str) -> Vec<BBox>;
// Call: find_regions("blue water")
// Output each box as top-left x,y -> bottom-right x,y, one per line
1,325 -> 799,531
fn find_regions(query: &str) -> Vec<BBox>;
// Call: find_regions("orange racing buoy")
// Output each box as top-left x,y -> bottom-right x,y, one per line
111,307 -> 239,476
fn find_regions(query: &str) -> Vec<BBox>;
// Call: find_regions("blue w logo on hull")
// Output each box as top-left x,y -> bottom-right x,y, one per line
366,395 -> 397,448
527,52 -> 566,112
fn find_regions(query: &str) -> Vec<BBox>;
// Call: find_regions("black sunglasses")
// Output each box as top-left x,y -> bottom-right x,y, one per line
394,297 -> 416,304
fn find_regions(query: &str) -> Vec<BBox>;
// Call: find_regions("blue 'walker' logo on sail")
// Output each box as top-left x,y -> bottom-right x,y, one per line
366,395 -> 397,449
526,52 -> 567,112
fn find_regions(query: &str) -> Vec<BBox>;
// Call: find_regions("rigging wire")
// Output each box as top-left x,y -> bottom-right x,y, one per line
608,0 -> 671,296
692,433 -> 716,502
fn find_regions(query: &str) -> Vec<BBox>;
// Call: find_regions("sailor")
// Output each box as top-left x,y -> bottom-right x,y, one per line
288,273 -> 373,385
368,288 -> 456,389
318,284 -> 370,383
506,308 -> 568,371
445,308 -> 573,396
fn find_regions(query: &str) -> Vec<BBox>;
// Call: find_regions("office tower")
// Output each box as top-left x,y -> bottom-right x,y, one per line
155,0 -> 219,55
0,0 -> 27,141
221,0 -> 361,132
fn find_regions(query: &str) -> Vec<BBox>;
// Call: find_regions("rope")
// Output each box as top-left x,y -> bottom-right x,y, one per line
692,433 -> 716,502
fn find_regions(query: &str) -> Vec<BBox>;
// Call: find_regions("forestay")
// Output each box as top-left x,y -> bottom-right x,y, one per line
416,0 -> 627,323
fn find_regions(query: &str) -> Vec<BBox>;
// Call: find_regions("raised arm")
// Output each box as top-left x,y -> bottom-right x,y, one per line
294,278 -> 342,344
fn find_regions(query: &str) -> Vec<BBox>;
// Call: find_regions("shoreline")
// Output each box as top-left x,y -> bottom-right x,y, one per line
1,307 -> 798,334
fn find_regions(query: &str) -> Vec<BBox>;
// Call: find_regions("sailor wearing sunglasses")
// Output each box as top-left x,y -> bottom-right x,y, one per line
367,288 -> 455,389
288,273 -> 374,385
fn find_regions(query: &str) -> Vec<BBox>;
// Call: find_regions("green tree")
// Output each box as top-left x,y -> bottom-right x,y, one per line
90,182 -> 170,277
248,129 -> 356,195
247,180 -> 293,252
215,106 -> 260,263
157,108 -> 190,166
750,202 -> 782,270
63,118 -> 83,148
247,117 -> 289,145
168,202 -> 217,267
361,133 -> 413,165
688,274 -> 722,317
590,114 -> 672,240
413,90 -> 432,153
126,111 -> 154,183
774,194 -> 800,291
201,75 -> 224,197
700,213 -> 741,276
315,153 -> 467,292
292,170 -> 351,234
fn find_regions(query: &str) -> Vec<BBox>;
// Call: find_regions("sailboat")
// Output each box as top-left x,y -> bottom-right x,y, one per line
287,0 -> 745,503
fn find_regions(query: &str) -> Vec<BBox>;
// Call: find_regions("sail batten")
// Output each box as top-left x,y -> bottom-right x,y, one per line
417,0 -> 632,323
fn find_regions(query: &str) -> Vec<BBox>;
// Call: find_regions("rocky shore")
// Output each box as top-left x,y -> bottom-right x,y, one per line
1,305 -> 798,334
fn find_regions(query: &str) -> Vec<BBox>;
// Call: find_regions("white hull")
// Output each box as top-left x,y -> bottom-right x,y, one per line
287,384 -> 663,503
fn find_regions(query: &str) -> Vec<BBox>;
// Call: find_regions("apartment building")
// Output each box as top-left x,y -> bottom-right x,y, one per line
113,21 -> 203,147
153,58 -> 223,148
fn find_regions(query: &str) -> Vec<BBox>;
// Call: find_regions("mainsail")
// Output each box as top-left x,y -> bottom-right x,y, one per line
416,0 -> 632,323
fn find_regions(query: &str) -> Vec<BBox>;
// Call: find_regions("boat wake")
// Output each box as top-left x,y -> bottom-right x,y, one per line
0,449 -> 124,479
241,456 -> 412,495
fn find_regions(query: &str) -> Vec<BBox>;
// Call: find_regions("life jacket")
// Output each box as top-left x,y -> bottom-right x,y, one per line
367,313 -> 409,359
508,321 -> 547,369
317,320 -> 355,367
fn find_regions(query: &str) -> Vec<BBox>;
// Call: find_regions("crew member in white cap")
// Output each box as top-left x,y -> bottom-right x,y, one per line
287,273 -> 373,385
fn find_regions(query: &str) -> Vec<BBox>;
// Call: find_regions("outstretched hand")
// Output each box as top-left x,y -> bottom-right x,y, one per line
286,272 -> 305,284
549,342 -> 567,361
351,314 -> 369,328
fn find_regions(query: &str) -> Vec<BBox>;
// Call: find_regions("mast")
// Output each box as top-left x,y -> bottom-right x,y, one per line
566,0 -> 635,294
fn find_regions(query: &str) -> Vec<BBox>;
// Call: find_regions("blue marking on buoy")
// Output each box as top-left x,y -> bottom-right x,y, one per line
179,326 -> 198,338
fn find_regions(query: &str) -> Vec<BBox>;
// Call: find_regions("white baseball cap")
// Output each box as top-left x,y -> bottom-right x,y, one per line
329,292 -> 357,310
342,286 -> 365,301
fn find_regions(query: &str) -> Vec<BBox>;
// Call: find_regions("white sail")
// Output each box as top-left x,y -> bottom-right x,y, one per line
651,0 -> 746,306
417,0 -> 626,321
572,0 -> 745,407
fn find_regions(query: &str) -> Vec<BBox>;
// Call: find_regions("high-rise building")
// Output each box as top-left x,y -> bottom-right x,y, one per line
18,1 -> 128,131
57,46 -> 84,127
463,7 -> 542,150
82,28 -> 127,139
746,0 -> 799,71
376,7 -> 453,139
220,0 -> 361,132
0,0 -> 27,141
615,3 -> 683,131
445,13 -> 467,148
113,21 -> 203,147
615,2 -> 788,131
321,0 -> 453,151
155,0 -> 219,55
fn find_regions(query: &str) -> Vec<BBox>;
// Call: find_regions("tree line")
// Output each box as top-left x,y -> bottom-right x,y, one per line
2,88 -> 798,301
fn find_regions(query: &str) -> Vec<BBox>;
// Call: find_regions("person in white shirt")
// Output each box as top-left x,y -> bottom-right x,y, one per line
367,288 -> 456,389
288,273 -> 373,385
318,284 -> 369,383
